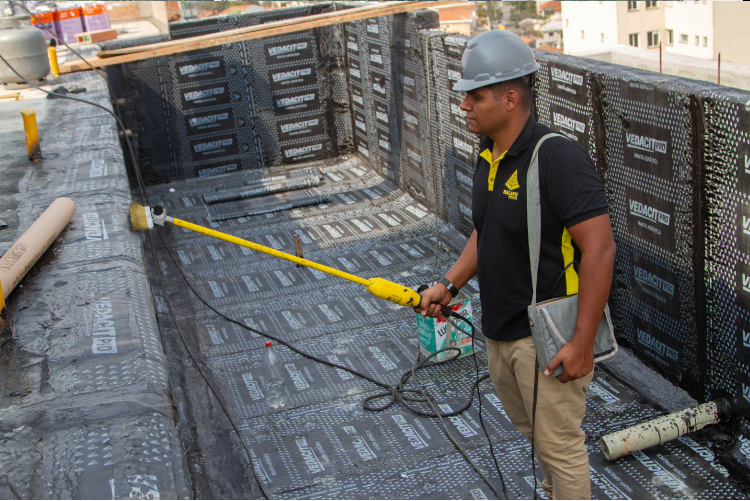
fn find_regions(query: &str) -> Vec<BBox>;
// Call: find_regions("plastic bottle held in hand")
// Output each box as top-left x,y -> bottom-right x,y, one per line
262,341 -> 288,409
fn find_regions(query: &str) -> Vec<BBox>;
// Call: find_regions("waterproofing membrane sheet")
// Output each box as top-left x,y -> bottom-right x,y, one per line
145,155 -> 748,499
338,14 -> 750,466
83,3 -> 750,495
102,3 -> 351,186
0,64 -> 190,498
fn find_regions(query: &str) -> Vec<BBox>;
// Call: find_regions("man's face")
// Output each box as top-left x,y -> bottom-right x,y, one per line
459,86 -> 505,136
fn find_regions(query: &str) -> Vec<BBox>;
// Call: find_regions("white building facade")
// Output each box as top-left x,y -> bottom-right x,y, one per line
562,0 -> 750,65
560,1 -> 619,54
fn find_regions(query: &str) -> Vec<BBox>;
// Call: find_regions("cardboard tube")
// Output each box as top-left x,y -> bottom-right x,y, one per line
0,197 -> 76,300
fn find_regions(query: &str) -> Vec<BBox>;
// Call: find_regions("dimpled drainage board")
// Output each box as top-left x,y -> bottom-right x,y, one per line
147,157 -> 748,499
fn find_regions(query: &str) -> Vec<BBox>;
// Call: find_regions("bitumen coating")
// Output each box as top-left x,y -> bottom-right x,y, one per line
142,155 -> 749,499
0,55 -> 749,501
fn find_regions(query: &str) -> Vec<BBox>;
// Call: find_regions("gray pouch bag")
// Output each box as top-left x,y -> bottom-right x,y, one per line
526,133 -> 618,377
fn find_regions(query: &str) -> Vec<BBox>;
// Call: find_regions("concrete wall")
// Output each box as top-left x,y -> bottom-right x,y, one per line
561,1 -> 618,54
571,45 -> 750,91
713,0 -> 750,65
664,1 -> 714,59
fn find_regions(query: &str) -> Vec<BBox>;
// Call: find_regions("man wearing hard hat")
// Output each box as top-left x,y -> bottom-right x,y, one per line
417,30 -> 616,499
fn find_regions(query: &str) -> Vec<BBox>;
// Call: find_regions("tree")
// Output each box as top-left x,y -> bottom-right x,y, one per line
509,1 -> 537,24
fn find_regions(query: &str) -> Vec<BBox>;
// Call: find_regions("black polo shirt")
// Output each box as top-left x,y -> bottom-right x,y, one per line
472,115 -> 609,341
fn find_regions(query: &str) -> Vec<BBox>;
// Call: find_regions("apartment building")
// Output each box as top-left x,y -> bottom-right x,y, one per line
562,0 -> 750,65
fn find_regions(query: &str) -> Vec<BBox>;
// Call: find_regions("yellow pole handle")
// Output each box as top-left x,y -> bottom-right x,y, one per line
171,218 -> 371,286
21,109 -> 42,161
48,46 -> 60,77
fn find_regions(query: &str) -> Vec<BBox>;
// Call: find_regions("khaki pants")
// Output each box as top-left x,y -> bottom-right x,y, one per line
485,336 -> 594,500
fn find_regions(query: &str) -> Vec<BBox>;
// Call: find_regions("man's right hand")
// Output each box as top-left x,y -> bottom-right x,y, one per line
414,284 -> 452,318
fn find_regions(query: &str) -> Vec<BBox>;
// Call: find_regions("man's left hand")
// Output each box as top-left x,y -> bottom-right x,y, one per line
544,338 -> 594,383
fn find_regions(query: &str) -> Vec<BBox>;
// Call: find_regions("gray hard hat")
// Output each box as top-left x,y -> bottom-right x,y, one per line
452,30 -> 540,92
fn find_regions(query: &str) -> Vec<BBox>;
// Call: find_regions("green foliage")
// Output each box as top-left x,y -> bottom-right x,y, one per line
508,0 -> 536,23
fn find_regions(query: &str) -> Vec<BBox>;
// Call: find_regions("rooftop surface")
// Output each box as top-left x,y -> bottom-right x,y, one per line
141,154 -> 748,499
1,15 -> 749,501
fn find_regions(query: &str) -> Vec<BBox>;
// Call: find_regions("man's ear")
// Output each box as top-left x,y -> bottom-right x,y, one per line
505,89 -> 520,111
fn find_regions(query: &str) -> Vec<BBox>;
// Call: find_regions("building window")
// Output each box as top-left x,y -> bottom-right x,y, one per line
628,1 -> 638,11
647,31 -> 660,47
695,35 -> 699,46
581,30 -> 585,39
629,33 -> 639,47
645,1 -> 658,8
667,29 -> 674,45
680,33 -> 688,44
703,36 -> 708,47
601,33 -> 605,43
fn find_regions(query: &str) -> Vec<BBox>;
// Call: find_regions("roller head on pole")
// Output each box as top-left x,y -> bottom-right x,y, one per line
128,202 -> 153,230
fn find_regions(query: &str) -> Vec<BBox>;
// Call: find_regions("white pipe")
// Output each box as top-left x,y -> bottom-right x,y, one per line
600,399 -> 731,460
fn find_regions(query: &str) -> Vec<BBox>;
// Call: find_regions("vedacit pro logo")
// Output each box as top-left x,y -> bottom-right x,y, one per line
453,137 -> 473,155
284,143 -> 323,158
295,437 -> 325,474
407,148 -> 421,164
268,42 -> 307,56
444,36 -> 467,48
629,199 -> 671,226
637,328 -> 679,361
391,415 -> 428,449
276,93 -> 315,108
271,68 -> 312,82
551,67 -> 583,86
188,112 -> 229,128
553,112 -> 585,133
404,110 -> 418,127
194,138 -> 233,153
280,119 -> 319,134
179,60 -> 220,75
633,265 -> 675,295
743,272 -> 750,295
184,87 -> 224,101
626,133 -> 668,155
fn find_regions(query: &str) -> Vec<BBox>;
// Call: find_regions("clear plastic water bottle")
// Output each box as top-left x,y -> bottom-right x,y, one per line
262,341 -> 287,409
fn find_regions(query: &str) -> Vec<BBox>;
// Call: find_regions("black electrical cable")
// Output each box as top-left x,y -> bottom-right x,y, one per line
0,29 -> 507,498
5,14 -> 516,498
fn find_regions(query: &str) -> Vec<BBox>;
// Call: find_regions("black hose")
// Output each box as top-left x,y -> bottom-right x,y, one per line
1,17 -> 512,498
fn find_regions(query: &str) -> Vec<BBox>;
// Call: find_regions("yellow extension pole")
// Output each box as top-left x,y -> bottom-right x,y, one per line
48,46 -> 60,77
21,109 -> 42,161
171,218 -> 371,287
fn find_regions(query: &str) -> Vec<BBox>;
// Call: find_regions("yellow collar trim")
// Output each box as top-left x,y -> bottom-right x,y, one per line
481,148 -> 507,191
